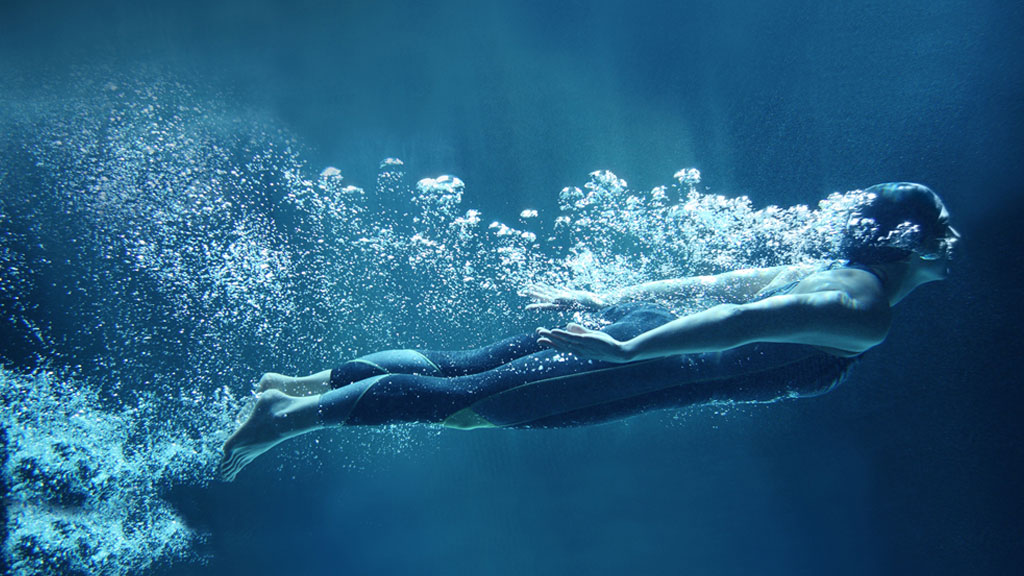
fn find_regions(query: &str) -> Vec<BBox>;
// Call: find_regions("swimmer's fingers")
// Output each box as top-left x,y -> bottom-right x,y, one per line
539,323 -> 590,338
521,283 -> 556,297
544,323 -> 598,337
522,284 -> 573,310
565,323 -> 589,334
536,325 -> 631,363
520,284 -> 553,303
538,326 -> 600,346
522,285 -> 606,311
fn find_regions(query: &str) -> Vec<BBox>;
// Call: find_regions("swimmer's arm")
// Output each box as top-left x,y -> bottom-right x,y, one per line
604,266 -> 794,304
538,290 -> 891,361
525,266 -> 800,310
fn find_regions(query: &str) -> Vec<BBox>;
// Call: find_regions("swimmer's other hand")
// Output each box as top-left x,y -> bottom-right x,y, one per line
536,323 -> 633,363
522,284 -> 608,311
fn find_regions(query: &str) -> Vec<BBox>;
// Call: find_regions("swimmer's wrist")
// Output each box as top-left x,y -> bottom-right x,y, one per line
618,338 -> 641,362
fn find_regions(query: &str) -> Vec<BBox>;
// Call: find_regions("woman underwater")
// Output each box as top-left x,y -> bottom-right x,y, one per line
220,182 -> 960,481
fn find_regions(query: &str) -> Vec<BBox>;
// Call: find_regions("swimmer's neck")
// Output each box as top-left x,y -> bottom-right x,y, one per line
869,257 -> 947,306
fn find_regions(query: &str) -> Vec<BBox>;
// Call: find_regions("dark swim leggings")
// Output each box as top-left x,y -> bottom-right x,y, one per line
319,304 -> 853,429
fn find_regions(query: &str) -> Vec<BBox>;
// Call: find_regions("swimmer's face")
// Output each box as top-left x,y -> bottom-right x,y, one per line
915,203 -> 961,279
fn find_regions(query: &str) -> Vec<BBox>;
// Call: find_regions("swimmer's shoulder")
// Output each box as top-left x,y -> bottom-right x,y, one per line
795,267 -> 891,357
792,264 -> 886,300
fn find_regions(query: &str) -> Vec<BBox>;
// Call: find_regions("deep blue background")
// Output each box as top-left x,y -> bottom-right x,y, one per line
2,1 -> 1022,575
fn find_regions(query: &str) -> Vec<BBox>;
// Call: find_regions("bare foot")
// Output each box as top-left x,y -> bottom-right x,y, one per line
219,390 -> 319,482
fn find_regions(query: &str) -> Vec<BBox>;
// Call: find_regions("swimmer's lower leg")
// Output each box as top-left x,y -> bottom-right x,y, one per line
422,334 -> 543,376
327,335 -> 544,390
319,372 -> 470,426
319,375 -> 386,424
328,349 -> 442,389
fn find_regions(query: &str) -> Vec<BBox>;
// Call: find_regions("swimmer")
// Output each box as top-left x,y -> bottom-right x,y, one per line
220,183 -> 960,482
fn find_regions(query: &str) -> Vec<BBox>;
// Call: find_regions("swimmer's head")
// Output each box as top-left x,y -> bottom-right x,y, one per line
842,182 -> 960,268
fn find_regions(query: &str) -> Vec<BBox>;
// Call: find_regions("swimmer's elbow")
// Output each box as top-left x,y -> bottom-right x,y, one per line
844,325 -> 888,354
831,296 -> 892,353
859,311 -> 892,351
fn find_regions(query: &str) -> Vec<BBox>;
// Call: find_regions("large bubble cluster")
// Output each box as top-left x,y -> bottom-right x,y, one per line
1,72 -> 870,574
1,367 -> 236,575
527,168 -> 868,316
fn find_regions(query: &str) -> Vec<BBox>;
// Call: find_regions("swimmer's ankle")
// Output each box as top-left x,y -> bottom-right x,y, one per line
273,393 -> 324,435
257,372 -> 331,396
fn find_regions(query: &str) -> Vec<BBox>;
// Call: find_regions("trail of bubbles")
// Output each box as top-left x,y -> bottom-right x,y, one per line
495,168 -> 869,316
0,71 -> 874,574
1,367 -> 239,575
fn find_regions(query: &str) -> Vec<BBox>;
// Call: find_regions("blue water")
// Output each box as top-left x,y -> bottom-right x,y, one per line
1,1 -> 1022,575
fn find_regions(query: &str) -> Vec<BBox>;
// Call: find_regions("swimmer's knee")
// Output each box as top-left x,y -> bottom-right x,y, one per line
330,350 -> 441,390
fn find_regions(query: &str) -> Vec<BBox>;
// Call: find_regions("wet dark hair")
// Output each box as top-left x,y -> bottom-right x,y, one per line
841,182 -> 948,265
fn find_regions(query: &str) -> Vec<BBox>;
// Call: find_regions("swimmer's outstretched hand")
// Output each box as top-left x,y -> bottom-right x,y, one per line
522,284 -> 608,311
536,323 -> 633,363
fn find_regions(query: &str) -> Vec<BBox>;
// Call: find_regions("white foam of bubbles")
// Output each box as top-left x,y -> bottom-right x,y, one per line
411,175 -> 465,233
490,169 -> 873,318
674,167 -> 701,189
319,165 -> 342,179
1,367 -> 241,575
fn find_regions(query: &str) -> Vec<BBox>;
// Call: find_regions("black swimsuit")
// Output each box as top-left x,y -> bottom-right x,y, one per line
318,269 -> 858,429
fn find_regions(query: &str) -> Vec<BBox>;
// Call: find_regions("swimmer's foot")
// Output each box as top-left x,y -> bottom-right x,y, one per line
219,390 -> 321,482
257,372 -> 331,396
